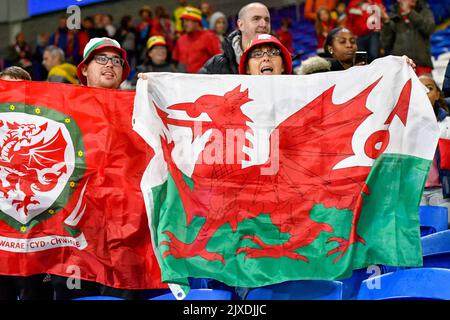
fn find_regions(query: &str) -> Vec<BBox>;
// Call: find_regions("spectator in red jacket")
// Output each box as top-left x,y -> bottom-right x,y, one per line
346,0 -> 387,63
276,17 -> 294,54
315,8 -> 337,54
172,6 -> 221,73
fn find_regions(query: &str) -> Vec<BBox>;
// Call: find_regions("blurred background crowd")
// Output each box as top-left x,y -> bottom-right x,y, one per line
0,0 -> 449,89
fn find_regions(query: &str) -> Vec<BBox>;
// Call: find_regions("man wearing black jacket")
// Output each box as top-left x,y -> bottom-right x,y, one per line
380,0 -> 435,76
199,2 -> 271,74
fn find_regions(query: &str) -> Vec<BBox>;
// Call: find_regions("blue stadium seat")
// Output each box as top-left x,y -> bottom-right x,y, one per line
73,296 -> 125,300
419,205 -> 448,236
422,230 -> 450,269
245,280 -> 343,300
356,268 -> 450,300
340,268 -> 375,300
189,277 -> 212,289
151,289 -> 233,300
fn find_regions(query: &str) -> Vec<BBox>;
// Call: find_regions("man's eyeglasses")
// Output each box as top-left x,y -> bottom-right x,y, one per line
93,55 -> 125,67
249,48 -> 282,59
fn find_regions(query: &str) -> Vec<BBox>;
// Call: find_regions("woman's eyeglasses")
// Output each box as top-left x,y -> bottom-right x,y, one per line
94,55 -> 125,67
249,48 -> 282,59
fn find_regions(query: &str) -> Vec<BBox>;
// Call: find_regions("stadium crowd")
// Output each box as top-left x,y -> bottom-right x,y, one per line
2,0 -> 448,84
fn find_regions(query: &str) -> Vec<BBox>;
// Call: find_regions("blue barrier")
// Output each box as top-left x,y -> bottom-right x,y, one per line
357,268 -> 450,300
419,205 -> 448,237
151,289 -> 233,300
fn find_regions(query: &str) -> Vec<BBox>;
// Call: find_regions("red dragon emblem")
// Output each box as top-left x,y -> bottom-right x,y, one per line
0,120 -> 67,218
154,78 -> 412,264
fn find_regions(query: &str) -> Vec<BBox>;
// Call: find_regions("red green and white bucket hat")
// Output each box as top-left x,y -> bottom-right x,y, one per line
76,37 -> 130,85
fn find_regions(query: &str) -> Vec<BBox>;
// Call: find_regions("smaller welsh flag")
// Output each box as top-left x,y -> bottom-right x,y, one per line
133,56 -> 439,295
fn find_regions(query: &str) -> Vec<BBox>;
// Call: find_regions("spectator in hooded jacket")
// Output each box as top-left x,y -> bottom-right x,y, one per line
172,6 -> 221,73
199,2 -> 271,74
381,0 -> 435,76
209,11 -> 228,44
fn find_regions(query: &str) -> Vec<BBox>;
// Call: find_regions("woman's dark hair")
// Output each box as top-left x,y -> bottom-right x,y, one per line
424,76 -> 450,115
436,86 -> 450,114
323,27 -> 352,56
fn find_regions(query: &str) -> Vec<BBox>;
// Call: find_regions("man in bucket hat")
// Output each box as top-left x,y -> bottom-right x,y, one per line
51,37 -> 151,300
77,37 -> 130,89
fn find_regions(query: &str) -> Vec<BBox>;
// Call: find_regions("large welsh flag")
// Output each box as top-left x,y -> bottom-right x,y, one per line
0,80 -> 165,290
133,56 -> 439,295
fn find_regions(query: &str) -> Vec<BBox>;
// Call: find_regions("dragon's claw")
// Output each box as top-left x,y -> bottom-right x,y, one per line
326,235 -> 366,263
12,198 -> 39,215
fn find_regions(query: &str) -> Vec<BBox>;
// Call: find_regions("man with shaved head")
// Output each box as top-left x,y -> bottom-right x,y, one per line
199,2 -> 271,74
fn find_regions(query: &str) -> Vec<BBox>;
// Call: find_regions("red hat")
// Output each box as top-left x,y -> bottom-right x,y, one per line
239,34 -> 292,75
76,37 -> 130,86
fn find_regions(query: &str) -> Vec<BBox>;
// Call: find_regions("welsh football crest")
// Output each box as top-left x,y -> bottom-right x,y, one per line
0,103 -> 85,232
